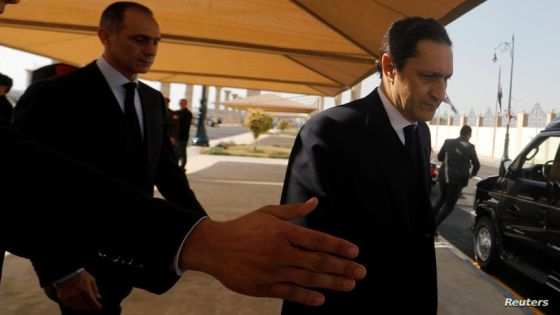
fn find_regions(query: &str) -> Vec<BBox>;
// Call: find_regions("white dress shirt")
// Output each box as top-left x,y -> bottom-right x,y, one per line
377,87 -> 417,145
96,57 -> 145,140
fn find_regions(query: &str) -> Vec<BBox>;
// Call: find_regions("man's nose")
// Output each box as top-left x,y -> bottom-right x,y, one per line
144,42 -> 158,55
430,80 -> 447,102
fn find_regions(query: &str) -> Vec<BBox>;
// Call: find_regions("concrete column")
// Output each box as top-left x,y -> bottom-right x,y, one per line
495,116 -> 502,127
334,93 -> 342,106
160,82 -> 171,98
447,116 -> 453,126
318,97 -> 325,112
547,112 -> 557,124
214,86 -> 222,119
350,82 -> 361,101
517,112 -> 528,128
459,115 -> 468,126
184,84 -> 194,111
237,109 -> 244,125
26,69 -> 33,86
476,116 -> 483,127
223,90 -> 231,123
513,112 -> 528,157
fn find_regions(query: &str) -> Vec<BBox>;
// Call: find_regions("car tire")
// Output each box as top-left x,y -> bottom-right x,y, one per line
474,216 -> 501,273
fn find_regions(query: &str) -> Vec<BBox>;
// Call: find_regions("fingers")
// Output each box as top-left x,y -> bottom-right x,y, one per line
85,281 -> 102,310
284,247 -> 366,281
288,225 -> 360,259
279,266 -> 356,292
259,197 -> 318,221
267,283 -> 325,306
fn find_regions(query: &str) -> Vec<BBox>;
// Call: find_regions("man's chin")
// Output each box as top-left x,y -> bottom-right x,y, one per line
417,110 -> 436,122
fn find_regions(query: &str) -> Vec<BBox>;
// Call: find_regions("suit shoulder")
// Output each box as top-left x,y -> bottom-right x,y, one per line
139,81 -> 163,96
306,99 -> 365,130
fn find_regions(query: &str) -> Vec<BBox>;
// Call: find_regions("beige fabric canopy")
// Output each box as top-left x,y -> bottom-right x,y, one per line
0,0 -> 484,96
225,94 -> 317,114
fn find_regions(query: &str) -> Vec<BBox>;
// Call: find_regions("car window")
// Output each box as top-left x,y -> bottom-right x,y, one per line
518,136 -> 560,181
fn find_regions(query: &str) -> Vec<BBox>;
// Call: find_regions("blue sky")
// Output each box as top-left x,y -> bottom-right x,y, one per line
1,0 -> 559,115
444,0 -> 559,116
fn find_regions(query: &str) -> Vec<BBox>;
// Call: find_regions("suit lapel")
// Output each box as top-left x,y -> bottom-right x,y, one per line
85,63 -> 128,126
138,83 -> 157,172
417,123 -> 432,197
363,89 -> 414,231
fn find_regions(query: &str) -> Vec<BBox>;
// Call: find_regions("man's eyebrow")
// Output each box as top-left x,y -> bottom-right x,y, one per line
423,71 -> 452,79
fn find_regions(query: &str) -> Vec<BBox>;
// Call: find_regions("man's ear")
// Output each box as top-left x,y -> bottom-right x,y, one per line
97,28 -> 111,45
381,54 -> 396,83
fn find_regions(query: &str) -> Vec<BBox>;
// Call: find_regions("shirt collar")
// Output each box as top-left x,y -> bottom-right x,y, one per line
96,56 -> 138,89
377,86 -> 416,132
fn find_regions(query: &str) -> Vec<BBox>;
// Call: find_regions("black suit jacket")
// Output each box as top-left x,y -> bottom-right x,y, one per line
437,136 -> 480,187
12,62 -> 205,292
0,118 -> 205,292
174,108 -> 193,141
281,88 -> 437,314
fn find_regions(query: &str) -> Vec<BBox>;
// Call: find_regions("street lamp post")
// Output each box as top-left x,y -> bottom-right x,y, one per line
493,35 -> 515,161
193,85 -> 209,147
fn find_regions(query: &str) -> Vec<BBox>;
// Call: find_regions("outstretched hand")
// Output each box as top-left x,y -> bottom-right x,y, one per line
180,197 -> 366,306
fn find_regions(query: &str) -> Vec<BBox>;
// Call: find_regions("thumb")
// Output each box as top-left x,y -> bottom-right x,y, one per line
259,197 -> 318,221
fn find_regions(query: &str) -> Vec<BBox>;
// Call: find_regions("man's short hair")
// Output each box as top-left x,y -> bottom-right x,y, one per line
460,125 -> 472,137
0,73 -> 13,93
100,1 -> 153,33
377,17 -> 452,77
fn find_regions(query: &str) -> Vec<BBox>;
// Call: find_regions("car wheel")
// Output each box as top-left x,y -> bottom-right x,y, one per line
474,216 -> 501,273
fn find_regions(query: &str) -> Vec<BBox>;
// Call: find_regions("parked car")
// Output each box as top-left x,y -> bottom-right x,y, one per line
472,119 -> 560,292
430,162 -> 439,185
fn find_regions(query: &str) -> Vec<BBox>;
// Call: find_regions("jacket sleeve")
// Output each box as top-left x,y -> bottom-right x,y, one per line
470,144 -> 481,176
1,119 -> 204,291
437,140 -> 447,162
281,116 -> 344,232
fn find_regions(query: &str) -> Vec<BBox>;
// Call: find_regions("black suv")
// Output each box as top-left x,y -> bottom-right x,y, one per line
472,119 -> 560,292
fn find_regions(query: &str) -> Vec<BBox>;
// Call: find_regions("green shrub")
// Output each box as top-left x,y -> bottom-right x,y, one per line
244,109 -> 273,151
207,147 -> 229,155
277,120 -> 290,130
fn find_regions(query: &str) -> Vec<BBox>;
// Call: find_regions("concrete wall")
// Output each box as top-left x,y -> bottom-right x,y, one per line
429,124 -> 544,162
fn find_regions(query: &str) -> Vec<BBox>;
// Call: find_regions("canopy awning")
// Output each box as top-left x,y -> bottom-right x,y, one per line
0,0 -> 484,96
225,93 -> 317,114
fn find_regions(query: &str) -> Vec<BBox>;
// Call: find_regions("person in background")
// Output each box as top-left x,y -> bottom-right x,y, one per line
164,96 -> 178,148
173,98 -> 193,170
433,125 -> 480,229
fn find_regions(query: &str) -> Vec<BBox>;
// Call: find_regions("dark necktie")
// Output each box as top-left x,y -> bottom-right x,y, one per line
123,82 -> 142,145
404,124 -> 417,159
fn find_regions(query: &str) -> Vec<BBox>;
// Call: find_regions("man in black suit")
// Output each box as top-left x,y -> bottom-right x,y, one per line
280,17 -> 453,314
13,3 -> 202,313
1,118 -> 366,311
434,125 -> 480,228
173,98 -> 193,170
